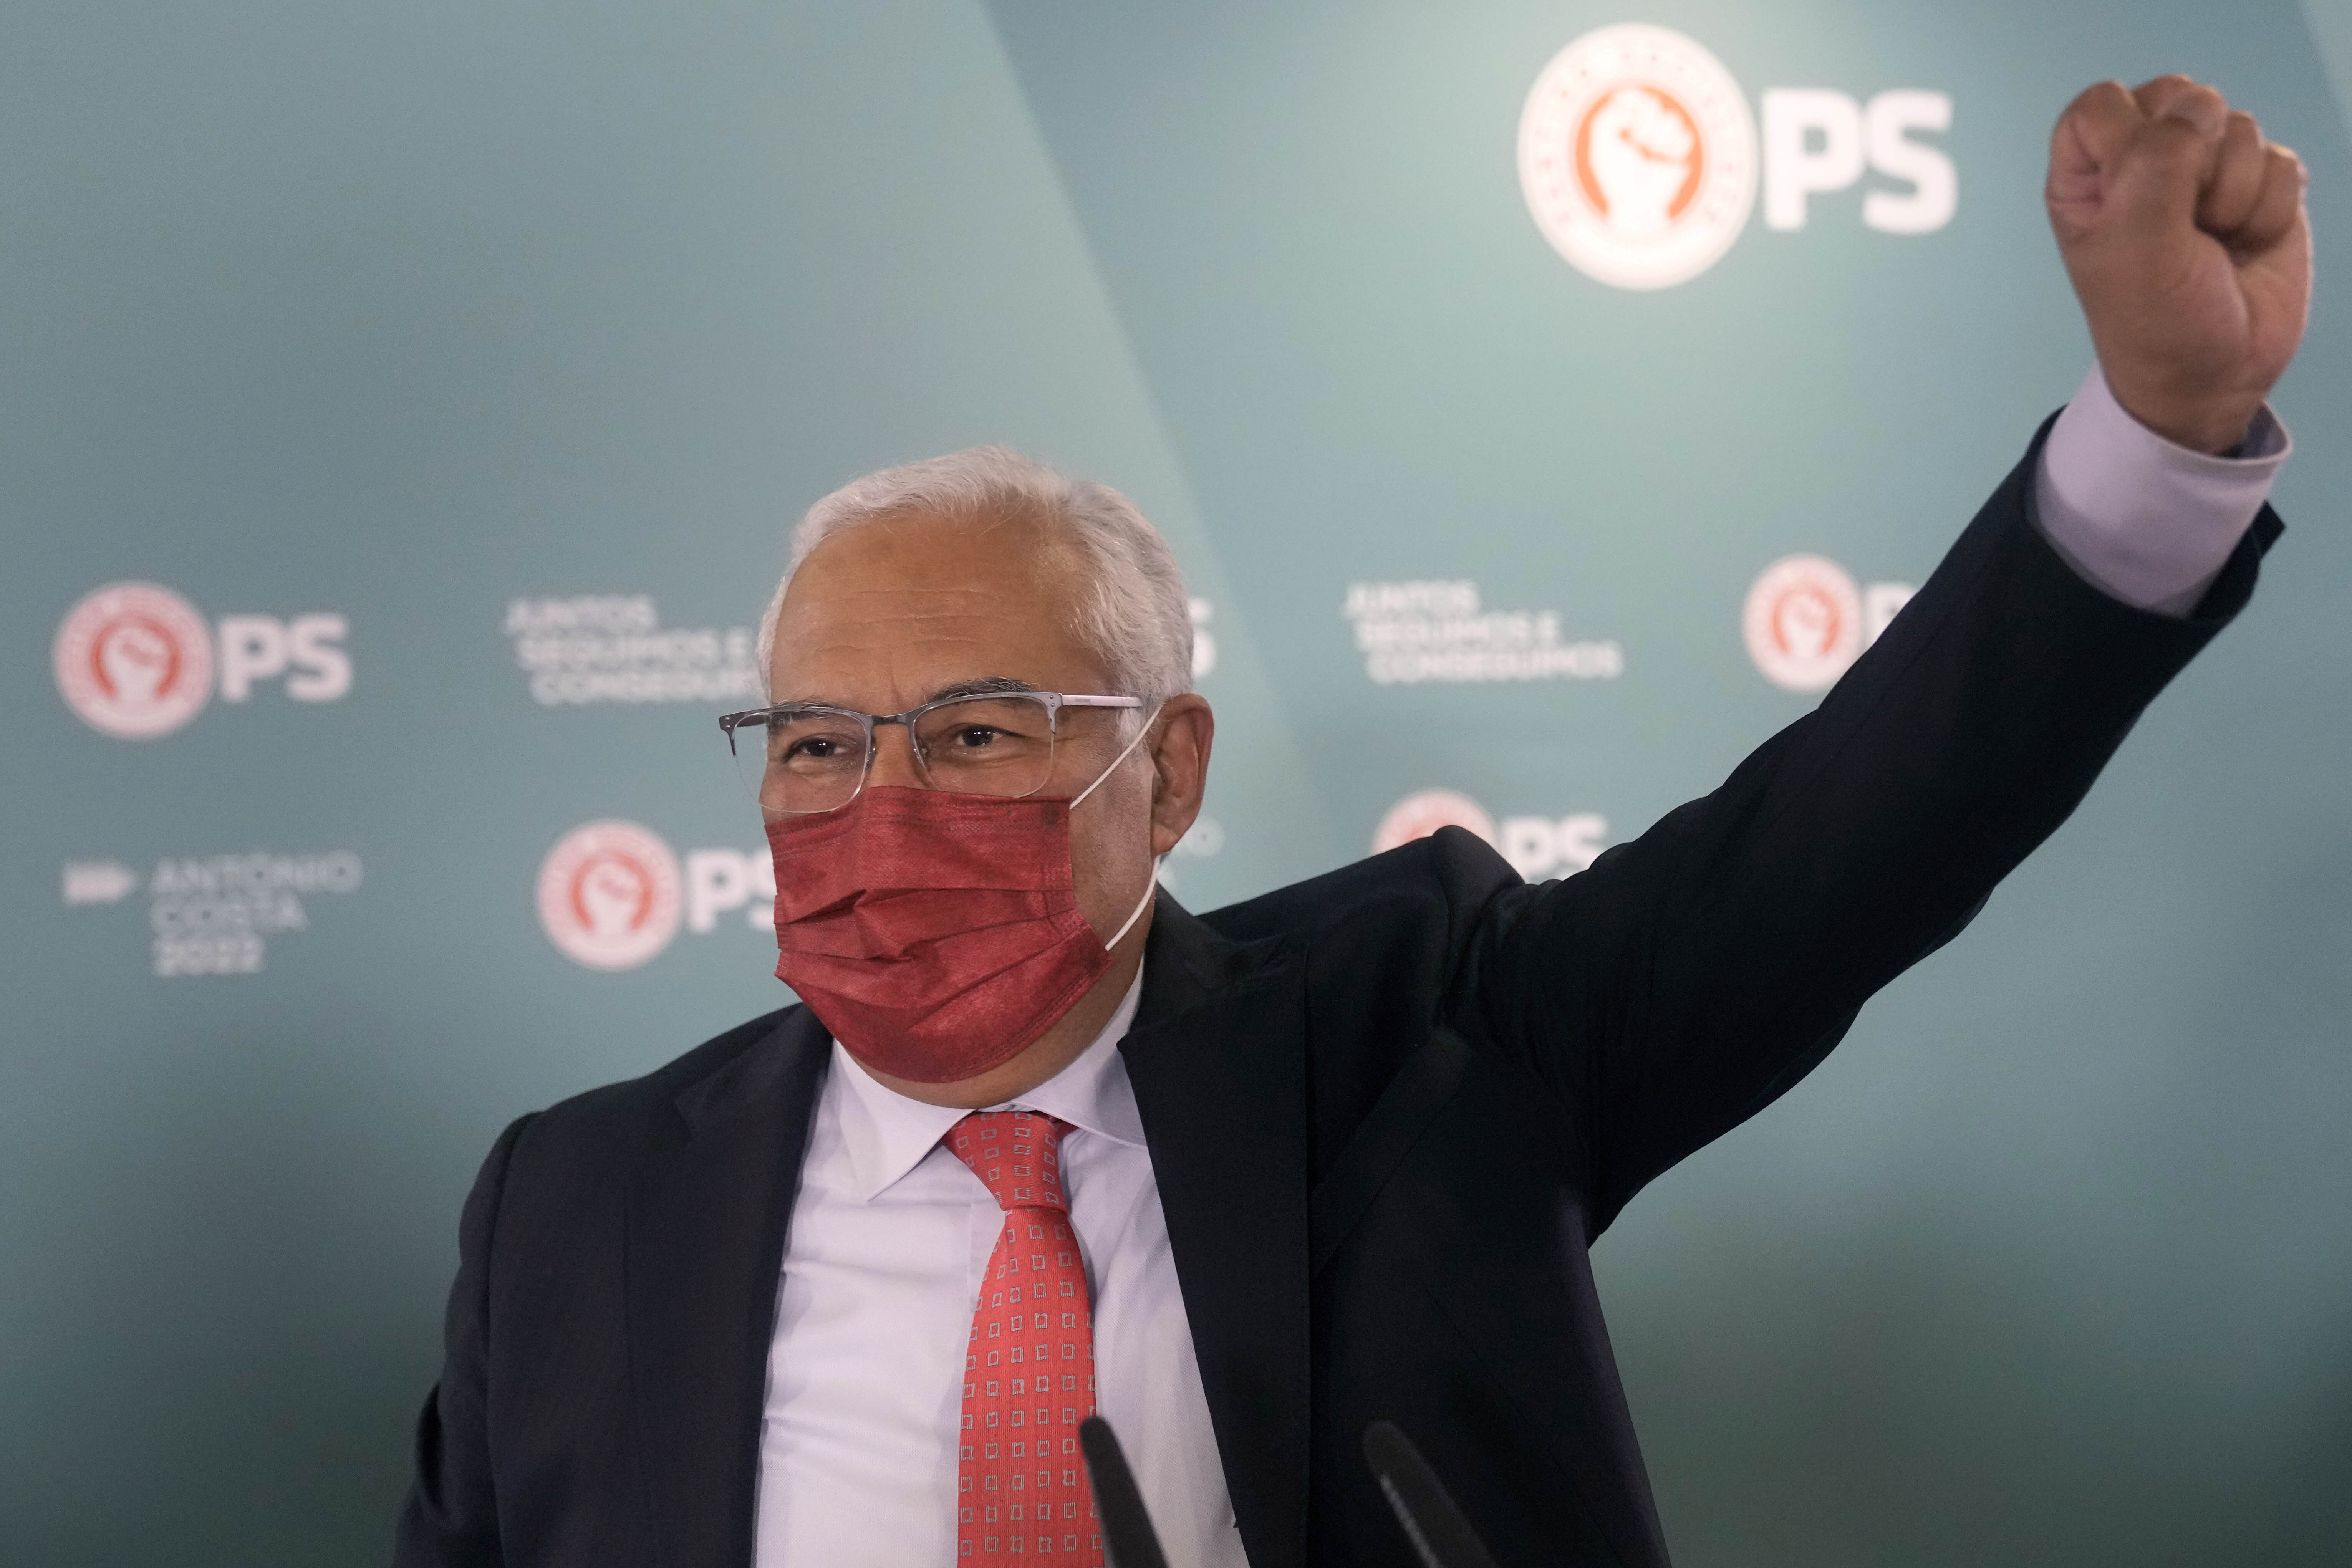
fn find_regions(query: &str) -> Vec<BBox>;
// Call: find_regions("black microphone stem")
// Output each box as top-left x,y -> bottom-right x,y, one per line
1362,1420 -> 1502,1568
1079,1415 -> 1171,1568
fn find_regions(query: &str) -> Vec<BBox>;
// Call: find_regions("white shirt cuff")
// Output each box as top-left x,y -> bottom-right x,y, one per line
2032,365 -> 2289,618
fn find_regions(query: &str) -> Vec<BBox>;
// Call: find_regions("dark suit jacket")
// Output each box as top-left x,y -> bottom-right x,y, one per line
395,429 -> 2278,1567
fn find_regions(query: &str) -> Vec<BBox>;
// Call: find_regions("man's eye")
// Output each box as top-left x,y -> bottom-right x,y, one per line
952,726 -> 1001,749
786,737 -> 841,760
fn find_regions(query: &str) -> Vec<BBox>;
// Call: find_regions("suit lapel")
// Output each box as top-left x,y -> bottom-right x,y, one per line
1120,897 -> 1312,1568
624,1006 -> 832,1568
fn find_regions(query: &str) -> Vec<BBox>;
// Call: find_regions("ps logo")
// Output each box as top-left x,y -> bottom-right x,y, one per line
537,823 -> 787,970
537,820 -> 686,971
1517,24 -> 1956,290
51,583 -> 217,739
1517,25 -> 1759,291
53,581 -> 354,739
1742,555 -> 1916,693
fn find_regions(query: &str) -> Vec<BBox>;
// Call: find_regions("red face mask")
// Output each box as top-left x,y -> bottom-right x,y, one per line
766,732 -> 1159,1085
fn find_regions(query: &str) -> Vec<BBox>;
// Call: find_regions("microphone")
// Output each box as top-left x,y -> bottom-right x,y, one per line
1362,1420 -> 1500,1568
1078,1415 -> 1170,1568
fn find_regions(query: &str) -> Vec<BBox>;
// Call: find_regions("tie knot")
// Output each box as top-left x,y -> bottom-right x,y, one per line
946,1109 -> 1073,1214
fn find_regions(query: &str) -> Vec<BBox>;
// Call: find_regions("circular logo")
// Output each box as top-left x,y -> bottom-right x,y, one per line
1517,24 -> 1758,290
1372,790 -> 1498,856
1744,555 -> 1863,692
53,582 -> 216,739
536,820 -> 684,971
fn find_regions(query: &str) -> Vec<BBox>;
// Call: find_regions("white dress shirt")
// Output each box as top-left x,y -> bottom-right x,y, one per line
750,369 -> 2289,1568
754,966 -> 1245,1568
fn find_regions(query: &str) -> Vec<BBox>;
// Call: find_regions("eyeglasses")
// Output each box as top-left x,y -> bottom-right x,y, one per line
718,689 -> 1143,817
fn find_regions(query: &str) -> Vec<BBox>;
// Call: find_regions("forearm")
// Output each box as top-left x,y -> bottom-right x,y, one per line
1482,420 -> 2279,1220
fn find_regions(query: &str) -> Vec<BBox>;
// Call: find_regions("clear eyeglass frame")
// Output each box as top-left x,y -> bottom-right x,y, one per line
717,689 -> 1142,817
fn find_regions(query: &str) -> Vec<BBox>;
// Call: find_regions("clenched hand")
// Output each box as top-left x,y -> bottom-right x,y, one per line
2047,75 -> 2311,454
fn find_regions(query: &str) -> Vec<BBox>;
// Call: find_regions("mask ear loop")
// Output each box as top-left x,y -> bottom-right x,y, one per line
1103,862 -> 1158,951
1068,702 -> 1166,952
1068,701 -> 1163,810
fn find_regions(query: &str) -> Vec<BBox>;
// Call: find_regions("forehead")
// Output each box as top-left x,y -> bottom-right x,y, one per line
768,508 -> 1106,706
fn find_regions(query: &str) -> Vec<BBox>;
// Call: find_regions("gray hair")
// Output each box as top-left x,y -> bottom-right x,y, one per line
756,445 -> 1194,706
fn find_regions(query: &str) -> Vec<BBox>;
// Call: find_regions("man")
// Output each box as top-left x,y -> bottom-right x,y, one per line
395,77 -> 2308,1567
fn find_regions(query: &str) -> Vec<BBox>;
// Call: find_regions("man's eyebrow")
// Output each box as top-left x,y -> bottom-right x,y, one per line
924,675 -> 1037,704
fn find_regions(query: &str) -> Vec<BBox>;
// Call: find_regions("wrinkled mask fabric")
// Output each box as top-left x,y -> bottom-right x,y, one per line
765,723 -> 1158,1083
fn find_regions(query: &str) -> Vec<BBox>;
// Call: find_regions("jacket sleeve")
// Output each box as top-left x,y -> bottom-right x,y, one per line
1454,419 -> 2280,1233
391,1112 -> 538,1567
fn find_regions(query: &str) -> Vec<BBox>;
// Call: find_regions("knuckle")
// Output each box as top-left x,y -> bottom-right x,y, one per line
2141,119 -> 2207,161
2262,146 -> 2309,197
2137,76 -> 2229,131
2067,79 -> 2132,123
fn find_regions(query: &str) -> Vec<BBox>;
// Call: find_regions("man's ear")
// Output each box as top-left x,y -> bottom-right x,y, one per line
1146,695 -> 1214,856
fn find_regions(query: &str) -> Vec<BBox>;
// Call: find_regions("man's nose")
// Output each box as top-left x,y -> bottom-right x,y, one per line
867,724 -> 925,790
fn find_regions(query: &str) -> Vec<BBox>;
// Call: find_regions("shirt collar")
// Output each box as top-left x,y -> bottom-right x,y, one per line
832,963 -> 1148,1204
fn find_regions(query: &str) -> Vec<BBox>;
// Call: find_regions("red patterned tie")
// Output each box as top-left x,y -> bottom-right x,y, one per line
945,1110 -> 1103,1566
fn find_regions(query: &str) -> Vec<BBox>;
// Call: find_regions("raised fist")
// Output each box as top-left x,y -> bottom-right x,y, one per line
2047,76 -> 2311,454
1588,87 -> 1697,235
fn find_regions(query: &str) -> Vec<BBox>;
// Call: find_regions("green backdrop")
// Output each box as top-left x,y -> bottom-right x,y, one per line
3,2 -> 2346,1562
